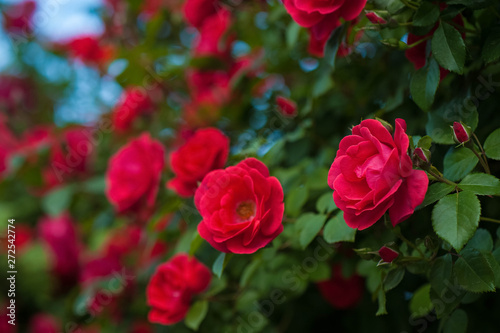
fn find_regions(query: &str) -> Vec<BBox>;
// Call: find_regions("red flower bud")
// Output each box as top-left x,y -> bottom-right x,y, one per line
366,12 -> 387,24
378,246 -> 399,263
413,147 -> 430,164
452,122 -> 471,144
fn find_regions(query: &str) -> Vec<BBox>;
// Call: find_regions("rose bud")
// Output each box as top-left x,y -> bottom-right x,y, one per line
276,96 -> 297,118
378,246 -> 399,263
366,12 -> 387,24
413,147 -> 431,165
452,122 -> 471,144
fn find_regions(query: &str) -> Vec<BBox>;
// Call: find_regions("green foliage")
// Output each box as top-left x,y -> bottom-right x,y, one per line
454,249 -> 495,293
432,191 -> 480,251
409,284 -> 433,317
419,182 -> 456,208
443,147 -> 479,182
410,58 -> 440,110
484,128 -> 500,160
323,211 -> 356,243
431,22 -> 466,74
458,173 -> 500,195
185,300 -> 209,331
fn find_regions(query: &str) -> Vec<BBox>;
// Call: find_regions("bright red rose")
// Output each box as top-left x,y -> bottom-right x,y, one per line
29,314 -> 59,333
106,133 -> 165,214
63,35 -> 114,67
276,96 -> 297,117
195,158 -> 284,254
147,254 -> 211,325
38,214 -> 81,286
183,0 -> 220,29
112,87 -> 154,132
167,128 -> 229,197
283,0 -> 367,57
193,8 -> 232,58
317,264 -> 364,309
328,119 -> 428,230
2,0 -> 36,34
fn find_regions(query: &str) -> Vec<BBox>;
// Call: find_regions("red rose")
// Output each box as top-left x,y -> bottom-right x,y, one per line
38,214 -> 81,286
283,0 -> 367,57
276,96 -> 297,118
317,264 -> 364,309
147,254 -> 211,325
183,0 -> 220,29
193,8 -> 232,58
2,0 -> 36,34
29,314 -> 59,333
106,133 -> 165,214
63,35 -> 114,67
328,119 -> 428,230
168,128 -> 229,197
405,13 -> 464,80
378,246 -> 399,263
112,87 -> 154,132
195,158 -> 284,254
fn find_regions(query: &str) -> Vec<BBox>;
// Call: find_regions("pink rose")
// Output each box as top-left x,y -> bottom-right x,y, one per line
328,119 -> 428,229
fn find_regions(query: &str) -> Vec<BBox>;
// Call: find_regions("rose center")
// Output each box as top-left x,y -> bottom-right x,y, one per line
236,201 -> 256,221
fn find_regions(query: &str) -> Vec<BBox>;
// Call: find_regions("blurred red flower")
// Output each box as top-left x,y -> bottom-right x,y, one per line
317,264 -> 364,309
167,128 -> 229,197
147,254 -> 211,325
2,0 -> 36,35
276,96 -> 297,118
112,87 -> 154,132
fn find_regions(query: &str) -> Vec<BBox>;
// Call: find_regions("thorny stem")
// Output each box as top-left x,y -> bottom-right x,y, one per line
472,133 -> 491,174
426,168 -> 457,187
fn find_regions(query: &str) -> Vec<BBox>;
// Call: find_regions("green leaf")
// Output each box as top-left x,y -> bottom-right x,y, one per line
410,58 -> 440,110
482,27 -> 500,64
299,213 -> 326,249
447,0 -> 494,9
417,135 -> 433,150
82,176 -> 106,193
483,252 -> 500,288
430,254 -> 453,293
454,248 -> 495,292
185,300 -> 209,331
286,21 -> 301,49
323,211 -> 356,244
384,267 -> 405,292
459,173 -> 500,195
42,185 -> 74,216
285,185 -> 309,217
443,147 -> 479,182
464,228 -> 493,252
309,261 -> 332,282
212,253 -> 232,279
431,22 -> 466,74
410,284 -> 433,317
426,99 -> 478,144
432,191 -> 480,251
413,2 -> 440,27
484,128 -> 500,160
443,309 -> 468,333
316,192 -> 337,214
240,259 -> 262,287
306,167 -> 329,190
189,232 -> 204,256
419,182 -> 456,209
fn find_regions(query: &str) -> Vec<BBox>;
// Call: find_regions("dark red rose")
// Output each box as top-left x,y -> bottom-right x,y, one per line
112,87 -> 154,132
283,0 -> 367,57
366,12 -> 387,24
38,214 -> 81,286
147,254 -> 211,325
183,0 -> 220,29
328,119 -> 428,230
2,0 -> 36,34
276,96 -> 297,117
195,158 -> 284,254
106,133 -> 165,214
378,246 -> 399,263
167,128 -> 229,197
29,314 -> 59,333
317,264 -> 364,309
0,75 -> 35,114
405,13 -> 464,80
